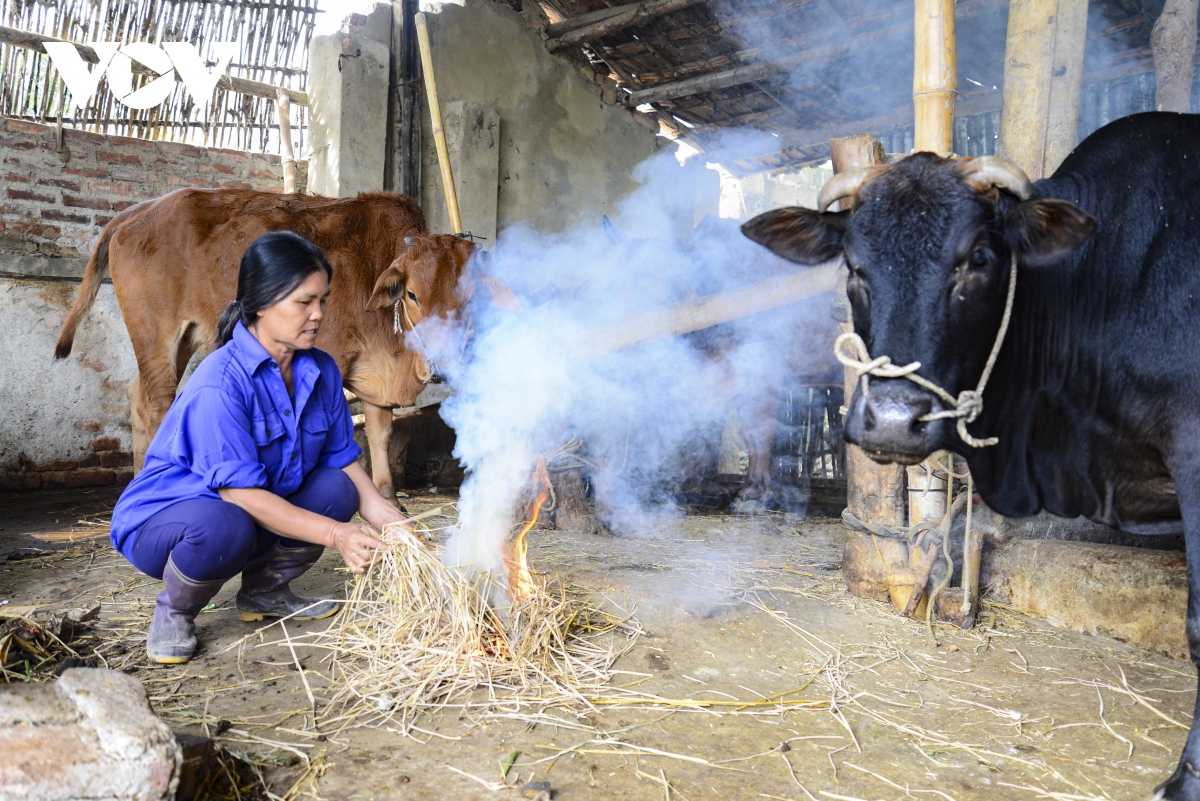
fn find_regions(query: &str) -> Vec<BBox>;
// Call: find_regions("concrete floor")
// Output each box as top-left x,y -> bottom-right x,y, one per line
1,487 -> 1196,800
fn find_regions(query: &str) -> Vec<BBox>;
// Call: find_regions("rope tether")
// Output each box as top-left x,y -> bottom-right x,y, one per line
834,255 -> 1018,449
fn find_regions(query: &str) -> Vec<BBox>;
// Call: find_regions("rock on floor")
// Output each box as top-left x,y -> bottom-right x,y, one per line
0,668 -> 181,801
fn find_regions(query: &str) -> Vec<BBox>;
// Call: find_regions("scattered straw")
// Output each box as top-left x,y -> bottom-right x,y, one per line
309,523 -> 639,733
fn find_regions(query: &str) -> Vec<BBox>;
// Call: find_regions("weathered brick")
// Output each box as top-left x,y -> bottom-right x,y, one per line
88,180 -> 135,196
32,459 -> 78,472
105,170 -> 150,183
210,148 -> 248,162
36,177 -> 81,191
215,180 -> 253,190
5,119 -> 47,135
38,471 -> 69,488
97,149 -> 143,165
156,140 -> 203,157
62,128 -> 107,145
77,453 -> 101,469
64,468 -> 116,488
108,134 -> 156,151
115,468 -> 135,485
63,195 -> 112,211
91,436 -> 121,451
165,174 -> 208,187
112,200 -> 137,211
0,472 -> 41,491
0,138 -> 37,151
212,163 -> 235,175
41,209 -> 90,224
6,187 -> 55,203
4,171 -> 29,183
249,169 -> 281,181
63,167 -> 109,178
99,451 -> 133,468
94,214 -> 115,226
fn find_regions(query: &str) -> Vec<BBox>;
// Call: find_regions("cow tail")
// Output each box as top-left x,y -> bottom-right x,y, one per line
54,230 -> 112,360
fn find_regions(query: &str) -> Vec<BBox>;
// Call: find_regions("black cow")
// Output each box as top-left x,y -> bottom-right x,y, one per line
741,112 -> 1200,801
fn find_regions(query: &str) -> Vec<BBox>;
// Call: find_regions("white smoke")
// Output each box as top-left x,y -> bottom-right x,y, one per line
416,148 -> 838,591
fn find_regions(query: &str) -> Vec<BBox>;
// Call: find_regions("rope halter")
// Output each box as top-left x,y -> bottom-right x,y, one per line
835,255 -> 1018,450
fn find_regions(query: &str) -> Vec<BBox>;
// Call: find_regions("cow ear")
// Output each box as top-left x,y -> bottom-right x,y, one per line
366,259 -> 407,311
1005,198 -> 1097,267
741,207 -> 849,265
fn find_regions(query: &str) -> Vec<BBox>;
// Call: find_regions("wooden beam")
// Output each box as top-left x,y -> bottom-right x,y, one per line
830,135 -> 908,535
385,0 -> 421,198
621,0 -> 996,106
545,0 -> 704,52
997,0 -> 1089,179
1151,0 -> 1199,112
0,24 -> 307,105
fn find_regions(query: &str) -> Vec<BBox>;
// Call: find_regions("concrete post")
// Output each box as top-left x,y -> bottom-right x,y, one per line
444,100 -> 500,244
307,7 -> 392,197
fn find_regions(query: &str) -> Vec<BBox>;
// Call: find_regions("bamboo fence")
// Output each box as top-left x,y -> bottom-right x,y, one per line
0,0 -> 316,154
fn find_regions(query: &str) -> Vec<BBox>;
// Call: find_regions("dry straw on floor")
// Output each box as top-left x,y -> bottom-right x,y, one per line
310,522 -> 640,734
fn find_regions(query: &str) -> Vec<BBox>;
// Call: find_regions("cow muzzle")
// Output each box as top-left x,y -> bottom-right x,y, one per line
844,378 -> 947,464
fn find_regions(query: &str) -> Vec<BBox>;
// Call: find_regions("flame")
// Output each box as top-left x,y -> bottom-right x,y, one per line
507,460 -> 551,601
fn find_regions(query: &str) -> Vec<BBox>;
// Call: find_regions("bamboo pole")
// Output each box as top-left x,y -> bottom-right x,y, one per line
275,86 -> 297,194
414,12 -> 463,235
913,0 -> 956,155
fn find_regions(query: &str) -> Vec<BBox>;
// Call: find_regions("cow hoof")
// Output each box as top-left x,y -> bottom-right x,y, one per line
1154,762 -> 1200,801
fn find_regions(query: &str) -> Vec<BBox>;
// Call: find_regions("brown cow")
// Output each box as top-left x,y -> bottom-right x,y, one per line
54,188 -> 479,499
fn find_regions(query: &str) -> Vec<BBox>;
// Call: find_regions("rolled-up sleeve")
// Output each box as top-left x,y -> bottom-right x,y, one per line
171,385 -> 269,491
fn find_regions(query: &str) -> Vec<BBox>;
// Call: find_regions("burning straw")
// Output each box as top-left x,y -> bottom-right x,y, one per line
313,503 -> 639,734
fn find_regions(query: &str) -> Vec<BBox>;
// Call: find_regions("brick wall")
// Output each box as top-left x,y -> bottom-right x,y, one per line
0,118 -> 308,258
0,117 -> 308,492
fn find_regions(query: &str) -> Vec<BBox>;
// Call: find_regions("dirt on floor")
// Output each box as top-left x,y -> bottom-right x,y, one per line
1,487 -> 1195,801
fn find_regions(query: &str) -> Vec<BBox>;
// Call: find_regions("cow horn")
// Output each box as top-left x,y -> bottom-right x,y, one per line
817,167 -> 882,213
404,236 -> 415,249
959,156 -> 1033,200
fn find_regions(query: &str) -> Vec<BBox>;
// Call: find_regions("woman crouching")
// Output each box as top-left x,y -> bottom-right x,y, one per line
110,231 -> 409,664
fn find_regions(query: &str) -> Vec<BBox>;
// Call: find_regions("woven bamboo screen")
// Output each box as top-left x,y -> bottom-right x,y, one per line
0,0 -> 317,155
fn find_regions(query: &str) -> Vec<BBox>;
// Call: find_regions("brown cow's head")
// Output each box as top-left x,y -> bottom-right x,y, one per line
367,234 -> 476,384
362,234 -> 521,402
742,154 -> 1096,463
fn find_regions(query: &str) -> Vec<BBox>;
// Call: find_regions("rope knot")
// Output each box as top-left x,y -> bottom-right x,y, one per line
955,390 -> 984,424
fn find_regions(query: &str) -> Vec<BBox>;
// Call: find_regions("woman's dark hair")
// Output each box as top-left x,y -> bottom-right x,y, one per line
216,231 -> 333,346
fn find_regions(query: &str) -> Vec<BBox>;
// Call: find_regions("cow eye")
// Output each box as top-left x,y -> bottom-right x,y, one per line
970,248 -> 990,268
406,290 -> 419,304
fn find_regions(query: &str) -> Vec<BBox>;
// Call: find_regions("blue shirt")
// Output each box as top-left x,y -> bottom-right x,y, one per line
110,321 -> 362,553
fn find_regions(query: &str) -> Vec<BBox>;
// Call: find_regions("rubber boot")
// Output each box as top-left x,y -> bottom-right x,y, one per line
236,543 -> 339,622
147,555 -> 226,665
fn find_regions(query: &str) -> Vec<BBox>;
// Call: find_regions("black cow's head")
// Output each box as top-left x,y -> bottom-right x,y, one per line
742,154 -> 1096,463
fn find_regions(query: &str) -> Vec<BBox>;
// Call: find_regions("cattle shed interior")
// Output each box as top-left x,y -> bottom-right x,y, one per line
1,0 -> 1199,799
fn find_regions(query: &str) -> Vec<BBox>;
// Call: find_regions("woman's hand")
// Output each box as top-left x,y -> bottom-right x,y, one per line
329,521 -> 386,574
366,500 -> 412,532
342,462 -> 415,533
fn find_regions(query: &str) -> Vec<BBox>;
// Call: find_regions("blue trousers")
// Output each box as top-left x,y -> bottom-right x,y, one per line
125,467 -> 359,581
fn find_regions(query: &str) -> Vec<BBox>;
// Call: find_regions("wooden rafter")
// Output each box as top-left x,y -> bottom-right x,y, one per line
546,0 -> 706,52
